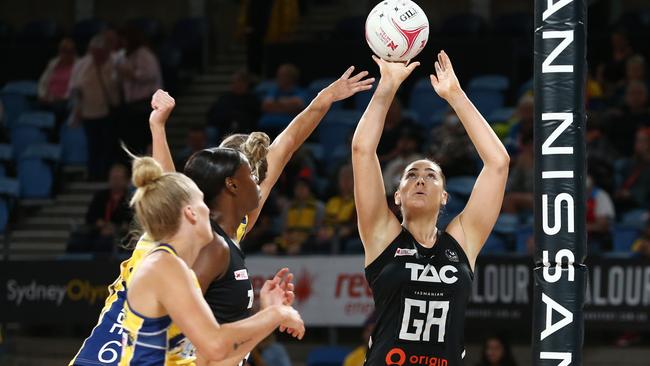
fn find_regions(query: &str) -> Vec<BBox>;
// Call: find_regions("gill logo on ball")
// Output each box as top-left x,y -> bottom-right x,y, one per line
387,41 -> 399,51
399,8 -> 418,22
391,18 -> 428,58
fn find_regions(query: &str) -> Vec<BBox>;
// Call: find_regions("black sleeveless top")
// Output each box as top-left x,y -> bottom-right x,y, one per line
203,221 -> 254,324
364,228 -> 474,366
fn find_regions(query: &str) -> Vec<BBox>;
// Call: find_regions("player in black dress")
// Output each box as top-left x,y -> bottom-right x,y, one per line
351,51 -> 510,366
147,67 -> 374,364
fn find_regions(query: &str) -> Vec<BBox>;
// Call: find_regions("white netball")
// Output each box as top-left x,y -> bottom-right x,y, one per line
365,0 -> 429,62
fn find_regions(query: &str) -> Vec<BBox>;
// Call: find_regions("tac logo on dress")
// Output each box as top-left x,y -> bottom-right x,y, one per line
234,269 -> 249,280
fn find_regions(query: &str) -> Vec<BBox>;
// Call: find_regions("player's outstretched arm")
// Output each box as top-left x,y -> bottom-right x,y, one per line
351,56 -> 419,267
149,89 -> 176,172
432,51 -> 510,268
245,66 -> 375,233
151,255 -> 305,363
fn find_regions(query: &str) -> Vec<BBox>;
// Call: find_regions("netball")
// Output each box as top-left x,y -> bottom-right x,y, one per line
365,0 -> 429,61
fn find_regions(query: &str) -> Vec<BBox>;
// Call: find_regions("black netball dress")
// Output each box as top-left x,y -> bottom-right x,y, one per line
364,228 -> 474,366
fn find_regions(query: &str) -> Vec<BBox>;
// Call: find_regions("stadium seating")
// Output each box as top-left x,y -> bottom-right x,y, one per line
0,177 -> 19,233
408,78 -> 447,123
59,124 -> 88,166
306,346 -> 352,366
17,143 -> 61,199
612,224 -> 641,252
308,78 -> 338,108
10,124 -> 48,158
467,74 -> 509,92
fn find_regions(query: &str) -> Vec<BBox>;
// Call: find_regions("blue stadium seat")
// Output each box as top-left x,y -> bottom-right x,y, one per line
322,109 -> 362,126
445,176 -> 476,199
16,111 -> 56,129
466,89 -> 504,117
467,75 -> 509,92
0,177 -> 19,197
17,144 -> 61,199
308,78 -> 340,108
612,224 -> 641,252
0,197 -> 9,233
0,92 -> 31,128
60,124 -> 88,166
493,213 -> 519,235
621,209 -> 648,230
0,177 -> 19,233
483,234 -> 507,254
317,121 -> 354,161
408,78 -> 447,123
488,107 -> 515,124
306,346 -> 352,366
10,125 -> 47,158
354,82 -> 376,111
515,225 -> 533,254
0,144 -> 12,162
1,80 -> 38,96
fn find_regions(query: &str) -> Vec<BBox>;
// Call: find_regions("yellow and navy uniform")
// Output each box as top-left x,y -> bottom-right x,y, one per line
119,244 -> 198,366
69,235 -> 157,366
70,217 -> 248,366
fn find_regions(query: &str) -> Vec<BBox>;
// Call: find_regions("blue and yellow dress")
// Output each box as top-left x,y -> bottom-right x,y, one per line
119,244 -> 197,366
69,217 -> 248,366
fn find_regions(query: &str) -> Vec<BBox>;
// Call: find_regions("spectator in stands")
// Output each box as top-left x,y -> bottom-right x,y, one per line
476,333 -> 517,366
175,127 -> 208,169
428,113 -> 477,178
604,80 -> 650,156
116,25 -> 162,157
632,221 -> 650,258
259,63 -> 307,134
264,177 -> 324,255
38,37 -> 77,125
69,34 -> 121,181
67,164 -> 132,253
383,127 -> 423,194
614,127 -> 650,213
377,97 -> 414,164
597,29 -> 635,99
245,333 -> 292,366
497,93 -> 534,156
587,113 -> 619,193
343,313 -> 376,366
501,132 -> 534,216
317,164 -> 358,252
206,70 -> 261,136
612,55 -> 648,104
241,191 -> 282,254
586,174 -> 616,253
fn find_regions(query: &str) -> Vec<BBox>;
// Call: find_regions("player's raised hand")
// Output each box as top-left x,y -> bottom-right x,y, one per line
149,89 -> 175,127
260,268 -> 295,310
373,55 -> 420,86
322,66 -> 375,102
429,50 -> 462,101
